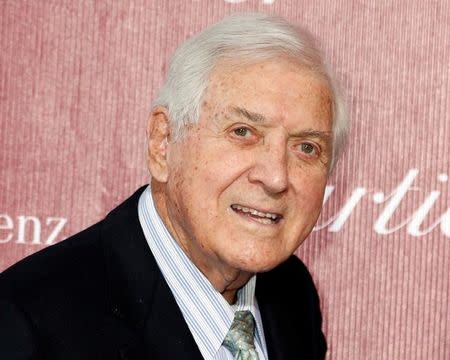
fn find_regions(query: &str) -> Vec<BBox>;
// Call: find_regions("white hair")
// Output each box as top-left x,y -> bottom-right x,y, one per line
153,13 -> 348,169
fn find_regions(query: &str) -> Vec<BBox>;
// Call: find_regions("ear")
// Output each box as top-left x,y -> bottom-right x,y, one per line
146,106 -> 171,183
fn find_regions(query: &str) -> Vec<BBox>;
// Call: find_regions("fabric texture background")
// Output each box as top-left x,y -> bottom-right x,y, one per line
0,1 -> 448,359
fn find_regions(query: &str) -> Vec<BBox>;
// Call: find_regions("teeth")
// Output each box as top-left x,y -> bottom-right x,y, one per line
231,204 -> 279,221
255,217 -> 273,225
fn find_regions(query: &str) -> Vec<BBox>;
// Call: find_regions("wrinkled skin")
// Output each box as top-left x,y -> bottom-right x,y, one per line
147,58 -> 332,303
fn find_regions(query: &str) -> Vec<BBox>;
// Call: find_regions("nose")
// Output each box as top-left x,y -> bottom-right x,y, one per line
247,139 -> 289,194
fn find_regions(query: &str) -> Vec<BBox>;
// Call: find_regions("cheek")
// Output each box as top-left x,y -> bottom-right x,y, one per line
291,172 -> 327,212
198,144 -> 252,186
307,178 -> 327,200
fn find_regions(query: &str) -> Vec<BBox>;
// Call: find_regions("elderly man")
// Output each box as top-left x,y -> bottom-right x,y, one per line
0,14 -> 347,360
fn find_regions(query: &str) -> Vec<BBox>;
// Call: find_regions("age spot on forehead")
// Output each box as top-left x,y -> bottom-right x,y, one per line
209,109 -> 229,128
313,84 -> 333,121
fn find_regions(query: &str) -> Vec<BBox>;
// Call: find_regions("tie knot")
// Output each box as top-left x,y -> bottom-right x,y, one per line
223,311 -> 259,359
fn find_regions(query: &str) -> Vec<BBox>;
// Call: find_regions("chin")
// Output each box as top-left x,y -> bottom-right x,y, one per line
231,253 -> 287,274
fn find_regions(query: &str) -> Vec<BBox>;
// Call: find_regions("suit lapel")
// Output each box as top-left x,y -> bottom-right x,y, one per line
256,256 -> 327,360
101,187 -> 203,359
256,269 -> 299,360
141,271 -> 203,359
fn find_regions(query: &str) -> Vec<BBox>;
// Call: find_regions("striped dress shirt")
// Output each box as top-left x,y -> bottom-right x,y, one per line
138,186 -> 268,360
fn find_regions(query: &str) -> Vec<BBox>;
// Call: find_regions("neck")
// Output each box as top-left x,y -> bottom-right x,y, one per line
150,180 -> 253,304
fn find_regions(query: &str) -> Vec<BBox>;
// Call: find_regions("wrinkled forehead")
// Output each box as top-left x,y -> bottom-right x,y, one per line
205,56 -> 332,103
201,57 -> 333,125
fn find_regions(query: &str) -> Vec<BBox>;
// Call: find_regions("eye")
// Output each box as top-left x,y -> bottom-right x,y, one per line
233,127 -> 250,137
227,124 -> 259,144
297,142 -> 319,157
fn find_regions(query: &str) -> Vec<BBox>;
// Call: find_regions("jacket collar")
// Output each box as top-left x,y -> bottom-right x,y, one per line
100,186 -> 202,359
256,265 -> 299,360
256,256 -> 327,360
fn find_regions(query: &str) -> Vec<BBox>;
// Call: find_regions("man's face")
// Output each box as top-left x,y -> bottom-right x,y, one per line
157,58 -> 332,279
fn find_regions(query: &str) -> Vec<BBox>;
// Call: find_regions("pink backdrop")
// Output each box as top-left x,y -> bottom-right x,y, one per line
1,1 -> 449,359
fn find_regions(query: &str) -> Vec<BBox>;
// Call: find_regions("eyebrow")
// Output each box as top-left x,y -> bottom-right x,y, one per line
231,106 -> 332,143
231,106 -> 267,124
294,129 -> 333,143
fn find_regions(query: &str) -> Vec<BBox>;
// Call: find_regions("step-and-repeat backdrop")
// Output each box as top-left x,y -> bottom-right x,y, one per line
1,1 -> 448,359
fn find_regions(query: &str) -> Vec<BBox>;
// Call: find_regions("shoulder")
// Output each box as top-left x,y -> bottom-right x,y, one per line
0,186 -> 146,300
0,222 -> 106,359
256,255 -> 324,331
256,255 -> 327,358
0,187 -> 148,358
0,221 -> 106,309
257,255 -> 318,299
0,186 -> 147,312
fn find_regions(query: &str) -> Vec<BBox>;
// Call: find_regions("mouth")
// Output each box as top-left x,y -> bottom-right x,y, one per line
230,204 -> 282,225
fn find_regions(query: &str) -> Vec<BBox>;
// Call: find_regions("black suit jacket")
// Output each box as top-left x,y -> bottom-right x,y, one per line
0,187 -> 326,359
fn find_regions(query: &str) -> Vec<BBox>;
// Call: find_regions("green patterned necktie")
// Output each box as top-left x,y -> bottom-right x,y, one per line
223,310 -> 259,360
